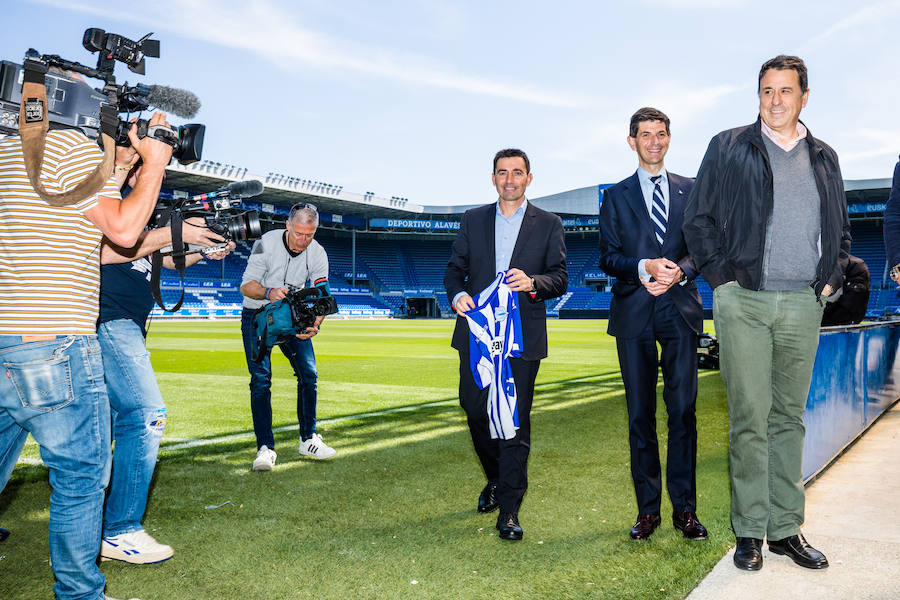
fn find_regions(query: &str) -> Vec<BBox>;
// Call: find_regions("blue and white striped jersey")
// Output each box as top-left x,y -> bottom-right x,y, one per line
463,271 -> 523,440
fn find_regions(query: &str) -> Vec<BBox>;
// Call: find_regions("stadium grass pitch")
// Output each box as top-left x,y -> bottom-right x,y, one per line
1,319 -> 733,600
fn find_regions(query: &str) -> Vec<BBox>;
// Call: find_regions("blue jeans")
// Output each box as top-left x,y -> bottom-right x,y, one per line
240,308 -> 318,449
98,319 -> 166,537
0,335 -> 110,600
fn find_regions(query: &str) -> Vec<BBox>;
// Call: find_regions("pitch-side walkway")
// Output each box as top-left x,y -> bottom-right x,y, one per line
687,402 -> 900,600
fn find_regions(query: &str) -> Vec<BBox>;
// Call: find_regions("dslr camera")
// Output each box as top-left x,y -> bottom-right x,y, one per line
0,28 -> 204,164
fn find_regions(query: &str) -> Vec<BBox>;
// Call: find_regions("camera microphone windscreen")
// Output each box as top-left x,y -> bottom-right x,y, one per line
226,180 -> 264,198
146,85 -> 201,118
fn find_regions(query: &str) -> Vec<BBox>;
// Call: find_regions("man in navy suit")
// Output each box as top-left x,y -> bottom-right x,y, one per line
444,148 -> 568,541
599,108 -> 707,541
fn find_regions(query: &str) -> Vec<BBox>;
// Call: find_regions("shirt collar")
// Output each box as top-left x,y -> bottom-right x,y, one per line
760,119 -> 808,151
637,166 -> 667,185
496,197 -> 528,219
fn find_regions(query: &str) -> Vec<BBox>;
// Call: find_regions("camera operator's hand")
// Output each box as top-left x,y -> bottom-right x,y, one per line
113,145 -> 140,188
182,217 -> 227,247
267,286 -> 289,302
87,113 -> 172,247
296,315 -> 324,340
202,241 -> 235,261
128,112 -> 174,169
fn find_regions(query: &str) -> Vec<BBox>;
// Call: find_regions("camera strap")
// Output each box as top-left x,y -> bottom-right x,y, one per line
150,206 -> 187,312
18,58 -> 117,207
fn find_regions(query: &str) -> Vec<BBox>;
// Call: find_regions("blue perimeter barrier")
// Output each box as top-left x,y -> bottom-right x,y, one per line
803,320 -> 900,481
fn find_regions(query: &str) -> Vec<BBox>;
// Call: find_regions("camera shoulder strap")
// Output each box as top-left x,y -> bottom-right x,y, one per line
150,207 -> 187,312
18,59 -> 116,207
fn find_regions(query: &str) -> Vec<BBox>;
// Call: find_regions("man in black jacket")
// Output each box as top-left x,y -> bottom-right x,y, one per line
886,155 -> 900,284
684,55 -> 851,572
444,148 -> 567,541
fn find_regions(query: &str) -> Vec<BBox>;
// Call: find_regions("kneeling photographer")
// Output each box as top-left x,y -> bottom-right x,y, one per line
96,142 -> 234,566
240,202 -> 336,470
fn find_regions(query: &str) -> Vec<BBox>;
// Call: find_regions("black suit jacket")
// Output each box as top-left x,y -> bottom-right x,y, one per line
598,171 -> 703,338
444,201 -> 568,361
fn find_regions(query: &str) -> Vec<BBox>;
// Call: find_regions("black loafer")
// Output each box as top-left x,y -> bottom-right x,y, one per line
734,537 -> 763,571
673,511 -> 708,540
477,481 -> 499,513
768,533 -> 829,569
0,527 -> 8,542
496,512 -> 523,541
629,513 -> 661,540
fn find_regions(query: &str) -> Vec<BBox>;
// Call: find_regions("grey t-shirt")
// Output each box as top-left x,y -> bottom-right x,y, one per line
241,229 -> 329,310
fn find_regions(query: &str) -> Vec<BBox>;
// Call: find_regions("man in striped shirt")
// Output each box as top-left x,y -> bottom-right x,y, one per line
0,112 -> 173,600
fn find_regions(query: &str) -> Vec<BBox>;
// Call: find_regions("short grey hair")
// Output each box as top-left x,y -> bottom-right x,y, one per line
289,206 -> 318,227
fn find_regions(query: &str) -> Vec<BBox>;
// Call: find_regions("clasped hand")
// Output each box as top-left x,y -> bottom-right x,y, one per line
642,258 -> 682,297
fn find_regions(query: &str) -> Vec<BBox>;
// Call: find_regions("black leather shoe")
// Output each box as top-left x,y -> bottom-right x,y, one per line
0,527 -> 8,542
477,481 -> 499,513
629,513 -> 662,540
734,537 -> 763,571
496,512 -> 523,541
768,533 -> 829,569
673,511 -> 708,540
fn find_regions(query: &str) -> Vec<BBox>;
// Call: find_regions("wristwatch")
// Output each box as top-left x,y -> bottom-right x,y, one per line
530,277 -> 537,292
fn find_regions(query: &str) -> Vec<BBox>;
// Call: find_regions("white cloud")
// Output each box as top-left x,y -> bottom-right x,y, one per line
802,0 -> 900,51
32,0 -> 584,108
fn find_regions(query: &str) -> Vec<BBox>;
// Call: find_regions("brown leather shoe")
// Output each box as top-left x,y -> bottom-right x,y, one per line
673,511 -> 708,540
630,513 -> 661,540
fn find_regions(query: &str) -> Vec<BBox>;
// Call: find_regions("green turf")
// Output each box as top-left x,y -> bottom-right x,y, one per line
0,319 -> 732,600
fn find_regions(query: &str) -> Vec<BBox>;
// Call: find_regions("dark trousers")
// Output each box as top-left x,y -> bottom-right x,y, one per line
458,349 -> 540,514
616,294 -> 698,515
241,308 -> 318,449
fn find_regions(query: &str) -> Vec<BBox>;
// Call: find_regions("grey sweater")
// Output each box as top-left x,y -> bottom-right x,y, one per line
761,136 -> 821,291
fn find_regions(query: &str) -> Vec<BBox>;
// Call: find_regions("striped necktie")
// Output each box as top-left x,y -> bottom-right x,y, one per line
649,175 -> 667,245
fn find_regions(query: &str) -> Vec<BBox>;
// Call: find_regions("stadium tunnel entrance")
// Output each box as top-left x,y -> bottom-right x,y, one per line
405,296 -> 437,318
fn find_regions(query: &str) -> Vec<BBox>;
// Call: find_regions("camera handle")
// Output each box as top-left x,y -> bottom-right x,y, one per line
150,206 -> 187,312
18,58 -> 118,206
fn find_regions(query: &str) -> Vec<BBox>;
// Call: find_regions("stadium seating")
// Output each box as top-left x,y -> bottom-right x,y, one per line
148,219 -> 898,319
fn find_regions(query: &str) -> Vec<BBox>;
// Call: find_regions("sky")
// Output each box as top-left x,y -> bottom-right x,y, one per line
2,0 -> 899,207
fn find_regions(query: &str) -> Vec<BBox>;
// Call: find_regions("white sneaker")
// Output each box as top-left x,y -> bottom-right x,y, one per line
101,529 -> 173,564
299,433 -> 337,459
252,445 -> 277,471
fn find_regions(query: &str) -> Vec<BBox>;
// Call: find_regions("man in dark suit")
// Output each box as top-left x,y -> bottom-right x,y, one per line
598,108 -> 707,541
444,148 -> 568,541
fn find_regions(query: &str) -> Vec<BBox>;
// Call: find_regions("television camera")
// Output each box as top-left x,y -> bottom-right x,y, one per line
0,28 -> 204,164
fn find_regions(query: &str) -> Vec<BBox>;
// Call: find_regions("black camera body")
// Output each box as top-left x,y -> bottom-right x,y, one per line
286,286 -> 339,331
0,28 -> 204,164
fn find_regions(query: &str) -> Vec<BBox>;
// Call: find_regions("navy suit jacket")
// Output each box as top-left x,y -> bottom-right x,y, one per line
598,171 -> 703,338
444,201 -> 568,361
885,156 -> 900,268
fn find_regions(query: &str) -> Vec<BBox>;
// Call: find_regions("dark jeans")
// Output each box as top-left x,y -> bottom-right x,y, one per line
241,308 -> 318,449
